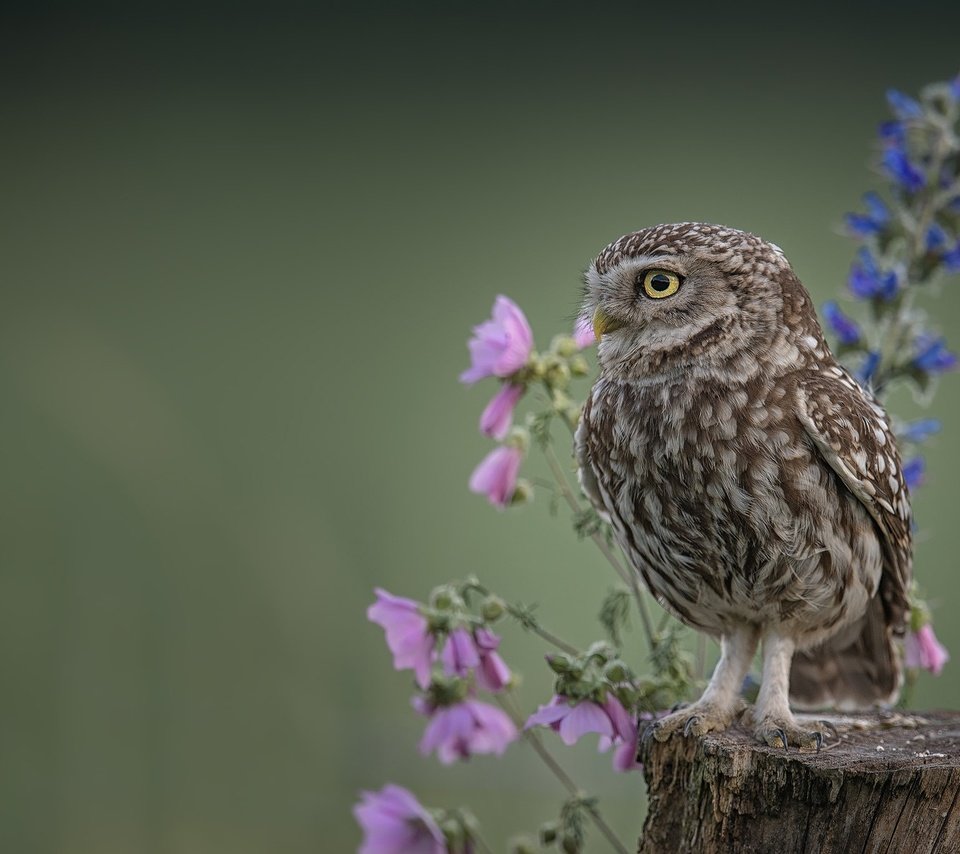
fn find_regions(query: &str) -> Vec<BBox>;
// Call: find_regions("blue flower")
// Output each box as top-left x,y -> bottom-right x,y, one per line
900,418 -> 941,444
878,120 -> 905,147
926,223 -> 950,252
886,89 -> 923,120
855,350 -> 882,386
903,457 -> 925,491
942,241 -> 960,272
844,192 -> 890,237
848,248 -> 899,300
882,147 -> 926,193
913,335 -> 958,374
950,73 -> 960,103
821,301 -> 861,345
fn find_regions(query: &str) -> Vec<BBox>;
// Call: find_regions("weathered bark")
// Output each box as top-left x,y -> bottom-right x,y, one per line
638,712 -> 960,854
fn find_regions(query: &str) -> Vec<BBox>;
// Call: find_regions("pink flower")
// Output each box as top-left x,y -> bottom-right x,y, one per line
479,383 -> 524,440
469,446 -> 522,508
473,627 -> 512,692
905,623 -> 950,675
367,588 -> 434,689
573,315 -> 596,348
441,628 -> 480,677
354,784 -> 445,854
526,694 -> 639,771
460,296 -> 534,384
417,698 -> 518,764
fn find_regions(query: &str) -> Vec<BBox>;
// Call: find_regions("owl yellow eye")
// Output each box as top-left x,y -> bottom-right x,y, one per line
641,270 -> 682,299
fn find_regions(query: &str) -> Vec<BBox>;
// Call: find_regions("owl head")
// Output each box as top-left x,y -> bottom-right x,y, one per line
582,223 -> 815,377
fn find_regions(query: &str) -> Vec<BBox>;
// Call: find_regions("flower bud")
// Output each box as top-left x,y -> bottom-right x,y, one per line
604,660 -> 630,683
505,426 -> 530,453
510,478 -> 534,505
528,354 -> 548,380
481,595 -> 506,622
546,653 -> 577,675
562,834 -> 582,854
546,360 -> 571,389
586,640 -> 615,662
569,355 -> 590,376
430,584 -> 464,613
539,821 -> 559,844
511,838 -> 539,854
552,335 -> 579,357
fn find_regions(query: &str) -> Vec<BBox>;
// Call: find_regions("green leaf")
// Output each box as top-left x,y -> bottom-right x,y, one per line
598,588 -> 631,647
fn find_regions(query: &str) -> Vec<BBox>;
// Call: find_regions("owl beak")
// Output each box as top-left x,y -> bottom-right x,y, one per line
592,307 -> 626,340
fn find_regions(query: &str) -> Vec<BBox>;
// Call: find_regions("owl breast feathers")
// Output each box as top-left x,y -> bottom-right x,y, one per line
576,223 -> 912,744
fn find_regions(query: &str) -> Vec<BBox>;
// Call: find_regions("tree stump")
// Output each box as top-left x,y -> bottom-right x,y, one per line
637,712 -> 960,854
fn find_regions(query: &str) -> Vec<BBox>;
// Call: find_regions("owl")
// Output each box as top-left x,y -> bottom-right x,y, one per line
575,223 -> 912,749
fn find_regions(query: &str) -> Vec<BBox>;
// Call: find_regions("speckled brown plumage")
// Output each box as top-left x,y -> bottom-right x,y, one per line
576,223 -> 912,747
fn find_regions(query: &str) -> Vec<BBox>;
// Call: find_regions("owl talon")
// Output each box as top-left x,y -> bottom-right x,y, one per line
648,701 -> 737,741
756,717 -> 826,752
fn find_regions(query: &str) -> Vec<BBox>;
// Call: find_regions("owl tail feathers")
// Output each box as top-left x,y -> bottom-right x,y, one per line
789,596 -> 902,712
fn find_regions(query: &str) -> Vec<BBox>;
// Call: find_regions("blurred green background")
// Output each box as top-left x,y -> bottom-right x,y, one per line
4,4 -> 960,851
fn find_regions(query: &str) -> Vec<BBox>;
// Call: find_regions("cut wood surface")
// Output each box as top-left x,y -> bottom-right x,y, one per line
637,711 -> 960,854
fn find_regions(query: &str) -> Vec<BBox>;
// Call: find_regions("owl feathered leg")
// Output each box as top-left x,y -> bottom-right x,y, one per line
750,629 -> 825,751
650,624 -> 758,741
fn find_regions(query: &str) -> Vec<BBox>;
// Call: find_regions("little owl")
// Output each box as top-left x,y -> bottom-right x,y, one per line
576,222 -> 911,749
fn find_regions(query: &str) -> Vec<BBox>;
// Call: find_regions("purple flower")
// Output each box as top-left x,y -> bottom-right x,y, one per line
417,698 -> 518,763
526,694 -> 633,746
905,624 -> 949,675
479,383 -> 524,440
473,627 -> 512,692
821,301 -> 861,345
886,88 -> 923,120
854,350 -> 881,387
844,191 -> 890,237
950,73 -> 960,103
469,445 -> 523,508
368,589 -> 435,689
573,315 -> 597,348
460,296 -> 534,384
441,628 -> 480,678
354,784 -> 446,854
900,418 -> 941,444
882,147 -> 925,193
903,457 -> 925,491
848,248 -> 899,301
526,693 -> 640,772
913,335 -> 958,374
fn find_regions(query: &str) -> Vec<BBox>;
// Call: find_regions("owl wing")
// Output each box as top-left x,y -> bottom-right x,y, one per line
795,367 -> 912,628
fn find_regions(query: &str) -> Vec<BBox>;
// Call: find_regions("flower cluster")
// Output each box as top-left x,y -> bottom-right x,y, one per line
524,643 -> 643,772
367,586 -> 517,764
828,77 -> 960,400
460,295 -> 594,508
820,77 -> 960,680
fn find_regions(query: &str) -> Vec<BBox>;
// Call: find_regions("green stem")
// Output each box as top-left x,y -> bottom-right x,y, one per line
498,693 -> 630,854
506,605 -> 580,656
